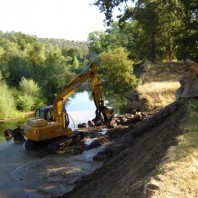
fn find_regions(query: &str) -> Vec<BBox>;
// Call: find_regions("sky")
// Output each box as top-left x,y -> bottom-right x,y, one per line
0,0 -> 107,41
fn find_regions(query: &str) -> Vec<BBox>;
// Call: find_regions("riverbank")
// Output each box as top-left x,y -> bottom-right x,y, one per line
62,99 -> 198,198
0,111 -> 34,123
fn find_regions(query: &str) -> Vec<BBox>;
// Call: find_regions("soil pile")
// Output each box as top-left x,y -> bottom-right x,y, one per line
61,100 -> 187,198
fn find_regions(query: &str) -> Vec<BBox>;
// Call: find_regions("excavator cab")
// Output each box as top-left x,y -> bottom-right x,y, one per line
35,105 -> 54,121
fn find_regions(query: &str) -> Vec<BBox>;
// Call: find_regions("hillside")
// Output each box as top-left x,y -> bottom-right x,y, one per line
62,98 -> 198,198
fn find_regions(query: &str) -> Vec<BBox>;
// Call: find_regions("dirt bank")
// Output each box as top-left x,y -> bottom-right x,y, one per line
61,100 -> 187,198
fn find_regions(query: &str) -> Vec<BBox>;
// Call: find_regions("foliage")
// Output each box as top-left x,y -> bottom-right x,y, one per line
19,77 -> 40,98
41,45 -> 75,102
174,0 -> 198,61
100,47 -> 140,94
37,37 -> 88,52
0,83 -> 16,119
17,77 -> 41,111
17,95 -> 35,112
88,31 -> 107,54
93,0 -> 198,62
186,99 -> 198,113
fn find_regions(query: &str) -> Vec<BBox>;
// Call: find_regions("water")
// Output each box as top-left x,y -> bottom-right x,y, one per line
66,91 -> 96,129
0,91 -> 103,198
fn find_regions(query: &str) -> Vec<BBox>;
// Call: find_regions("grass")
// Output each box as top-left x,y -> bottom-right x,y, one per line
131,62 -> 186,111
135,81 -> 180,110
149,99 -> 198,198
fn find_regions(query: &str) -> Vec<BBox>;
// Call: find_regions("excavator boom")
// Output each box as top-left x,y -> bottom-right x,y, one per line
53,63 -> 103,128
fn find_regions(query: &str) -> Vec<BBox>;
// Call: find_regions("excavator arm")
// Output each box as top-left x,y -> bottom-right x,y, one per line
53,63 -> 113,128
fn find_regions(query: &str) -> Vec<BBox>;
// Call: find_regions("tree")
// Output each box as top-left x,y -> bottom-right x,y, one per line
100,47 -> 140,94
41,46 -> 74,103
88,31 -> 107,54
24,42 -> 45,66
94,0 -> 198,62
175,0 -> 198,61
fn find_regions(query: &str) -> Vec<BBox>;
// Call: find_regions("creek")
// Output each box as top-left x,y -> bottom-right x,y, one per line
0,91 -> 104,198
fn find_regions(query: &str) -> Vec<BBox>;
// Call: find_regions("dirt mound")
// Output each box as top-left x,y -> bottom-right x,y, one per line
61,100 -> 187,198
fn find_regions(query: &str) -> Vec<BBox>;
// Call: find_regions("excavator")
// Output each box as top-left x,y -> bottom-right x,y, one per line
22,63 -> 114,153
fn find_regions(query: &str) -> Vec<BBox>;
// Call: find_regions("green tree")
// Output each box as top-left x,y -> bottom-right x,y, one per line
94,0 -> 198,62
88,31 -> 107,54
41,46 -> 74,103
62,47 -> 85,70
100,47 -> 140,94
72,56 -> 79,70
17,77 -> 41,111
175,0 -> 198,61
24,42 -> 45,66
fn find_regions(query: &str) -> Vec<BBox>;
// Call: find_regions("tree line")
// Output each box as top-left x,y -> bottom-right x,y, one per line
0,32 -> 91,118
93,0 -> 197,63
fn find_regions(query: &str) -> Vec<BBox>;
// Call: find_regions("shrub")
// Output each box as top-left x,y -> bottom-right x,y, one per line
19,77 -> 40,97
17,95 -> 35,111
0,84 -> 16,119
17,77 -> 41,111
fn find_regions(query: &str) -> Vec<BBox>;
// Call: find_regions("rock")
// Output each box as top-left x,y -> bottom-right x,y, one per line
78,123 -> 87,128
13,127 -> 25,141
4,129 -> 13,138
110,119 -> 118,128
88,140 -> 102,149
147,179 -> 160,190
88,120 -> 95,127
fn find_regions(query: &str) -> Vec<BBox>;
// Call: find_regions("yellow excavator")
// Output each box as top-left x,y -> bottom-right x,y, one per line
23,63 -> 114,153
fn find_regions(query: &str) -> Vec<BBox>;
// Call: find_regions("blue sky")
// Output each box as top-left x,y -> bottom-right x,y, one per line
0,0 -> 106,41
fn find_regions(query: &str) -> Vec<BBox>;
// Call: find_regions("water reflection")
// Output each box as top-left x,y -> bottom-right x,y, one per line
0,118 -> 28,137
0,90 -> 130,135
66,91 -> 96,129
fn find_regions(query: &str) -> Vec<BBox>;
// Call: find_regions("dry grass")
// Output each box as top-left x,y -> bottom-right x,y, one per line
135,81 -> 180,110
131,62 -> 186,111
149,100 -> 198,198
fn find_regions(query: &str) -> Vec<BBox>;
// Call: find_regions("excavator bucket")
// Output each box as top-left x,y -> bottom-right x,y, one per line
179,59 -> 198,98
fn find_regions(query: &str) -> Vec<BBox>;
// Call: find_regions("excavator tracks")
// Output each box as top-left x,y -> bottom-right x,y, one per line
25,130 -> 84,154
25,139 -> 38,150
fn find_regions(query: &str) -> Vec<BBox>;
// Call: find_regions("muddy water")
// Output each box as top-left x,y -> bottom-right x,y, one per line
0,91 -> 103,198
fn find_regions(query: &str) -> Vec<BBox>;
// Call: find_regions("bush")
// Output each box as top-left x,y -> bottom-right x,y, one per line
17,77 -> 41,111
0,84 -> 16,119
19,77 -> 40,97
17,95 -> 35,111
